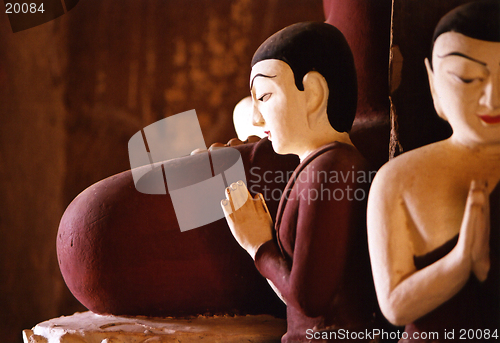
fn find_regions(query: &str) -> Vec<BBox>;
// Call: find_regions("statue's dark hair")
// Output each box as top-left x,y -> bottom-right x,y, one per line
251,22 -> 357,133
431,0 -> 500,65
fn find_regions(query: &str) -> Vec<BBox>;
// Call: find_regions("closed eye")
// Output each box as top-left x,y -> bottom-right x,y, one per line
458,77 -> 476,84
449,73 -> 483,84
258,93 -> 271,102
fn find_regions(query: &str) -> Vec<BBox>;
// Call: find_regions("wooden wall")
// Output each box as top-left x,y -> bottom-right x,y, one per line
0,1 -> 324,342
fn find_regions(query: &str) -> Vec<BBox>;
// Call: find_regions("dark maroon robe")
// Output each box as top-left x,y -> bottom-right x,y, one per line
401,185 -> 500,343
255,142 -> 379,342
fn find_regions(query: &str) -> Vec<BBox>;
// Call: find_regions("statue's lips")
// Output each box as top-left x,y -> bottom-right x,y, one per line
478,114 -> 500,124
265,131 -> 271,139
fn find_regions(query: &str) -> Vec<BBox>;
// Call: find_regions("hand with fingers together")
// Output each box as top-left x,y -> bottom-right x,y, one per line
221,180 -> 273,260
465,180 -> 491,282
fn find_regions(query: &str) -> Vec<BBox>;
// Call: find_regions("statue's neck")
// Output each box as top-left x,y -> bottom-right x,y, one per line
298,131 -> 353,162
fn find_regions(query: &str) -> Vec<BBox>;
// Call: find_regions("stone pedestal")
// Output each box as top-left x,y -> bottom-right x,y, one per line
23,311 -> 286,343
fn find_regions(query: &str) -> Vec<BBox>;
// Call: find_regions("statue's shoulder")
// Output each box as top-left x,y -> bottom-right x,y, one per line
372,141 -> 447,195
308,141 -> 369,170
382,142 -> 445,174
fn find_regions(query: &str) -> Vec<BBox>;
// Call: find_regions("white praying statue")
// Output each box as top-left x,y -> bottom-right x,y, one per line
367,1 -> 500,342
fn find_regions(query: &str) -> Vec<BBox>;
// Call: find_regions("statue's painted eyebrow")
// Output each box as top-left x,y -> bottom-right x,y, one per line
250,74 -> 277,91
437,52 -> 486,66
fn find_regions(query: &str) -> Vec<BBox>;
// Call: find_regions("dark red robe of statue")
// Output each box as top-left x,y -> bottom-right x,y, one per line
255,142 -> 379,342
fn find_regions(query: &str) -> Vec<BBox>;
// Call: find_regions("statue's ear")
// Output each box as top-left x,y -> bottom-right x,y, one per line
302,71 -> 329,127
425,58 -> 447,121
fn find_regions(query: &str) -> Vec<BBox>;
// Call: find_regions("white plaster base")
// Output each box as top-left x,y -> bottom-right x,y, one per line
23,311 -> 286,343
